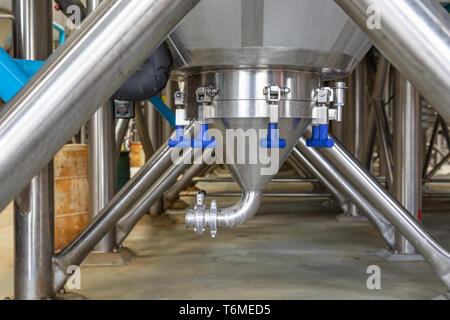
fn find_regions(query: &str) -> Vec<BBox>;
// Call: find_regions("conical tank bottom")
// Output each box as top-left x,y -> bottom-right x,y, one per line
212,117 -> 310,192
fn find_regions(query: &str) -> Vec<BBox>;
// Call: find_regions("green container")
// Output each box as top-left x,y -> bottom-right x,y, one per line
117,151 -> 131,191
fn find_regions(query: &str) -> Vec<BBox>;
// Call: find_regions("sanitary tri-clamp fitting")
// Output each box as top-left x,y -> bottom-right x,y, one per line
185,191 -> 218,238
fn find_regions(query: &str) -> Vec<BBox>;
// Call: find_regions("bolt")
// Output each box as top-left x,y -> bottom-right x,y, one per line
334,81 -> 347,89
206,87 -> 218,96
281,87 -> 291,94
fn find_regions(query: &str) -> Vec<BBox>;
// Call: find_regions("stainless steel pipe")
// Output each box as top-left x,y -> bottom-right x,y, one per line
135,102 -> 154,160
115,149 -> 197,245
87,0 -> 117,253
299,133 -> 450,288
286,156 -> 311,179
145,100 -> 164,215
362,56 -> 389,168
89,98 -> 117,252
293,145 -> 395,248
115,118 -> 130,158
12,0 -> 54,300
185,190 -> 263,234
164,162 -> 207,208
393,71 -> 422,254
344,63 -> 367,162
0,0 -> 201,212
216,191 -> 262,228
14,167 -> 54,300
372,57 -> 394,189
342,62 -> 367,216
179,191 -> 450,199
180,192 -> 333,198
192,178 -> 321,183
334,0 -> 450,123
145,100 -> 163,153
290,147 -> 349,212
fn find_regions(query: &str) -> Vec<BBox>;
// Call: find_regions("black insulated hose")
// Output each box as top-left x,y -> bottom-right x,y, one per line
114,43 -> 173,102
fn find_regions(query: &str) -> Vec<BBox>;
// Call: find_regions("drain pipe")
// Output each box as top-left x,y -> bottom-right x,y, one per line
186,189 -> 262,238
216,191 -> 262,229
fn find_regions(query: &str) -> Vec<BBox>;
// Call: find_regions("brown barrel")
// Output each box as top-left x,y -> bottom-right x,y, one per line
54,144 -> 89,252
130,142 -> 145,167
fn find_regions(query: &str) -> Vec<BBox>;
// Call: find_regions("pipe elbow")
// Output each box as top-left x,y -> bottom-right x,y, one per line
216,191 -> 262,229
186,190 -> 262,238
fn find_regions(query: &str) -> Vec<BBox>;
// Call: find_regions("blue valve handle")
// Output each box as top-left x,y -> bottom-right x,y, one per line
192,123 -> 217,148
306,124 -> 334,148
168,125 -> 191,148
260,123 -> 286,149
168,124 -> 217,148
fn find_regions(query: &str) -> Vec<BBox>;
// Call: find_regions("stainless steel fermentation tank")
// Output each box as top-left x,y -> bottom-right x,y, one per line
169,0 -> 372,236
170,0 -> 370,76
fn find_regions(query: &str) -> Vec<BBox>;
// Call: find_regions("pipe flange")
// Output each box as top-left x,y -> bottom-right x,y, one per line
186,192 -> 219,238
209,200 -> 218,238
186,192 -> 207,235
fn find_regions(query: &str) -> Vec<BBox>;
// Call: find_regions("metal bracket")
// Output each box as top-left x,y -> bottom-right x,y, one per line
209,200 -> 217,238
196,86 -> 218,103
192,192 -> 207,235
263,85 -> 290,103
175,109 -> 190,126
187,192 -> 218,238
312,82 -> 347,124
174,91 -> 185,106
314,87 -> 334,105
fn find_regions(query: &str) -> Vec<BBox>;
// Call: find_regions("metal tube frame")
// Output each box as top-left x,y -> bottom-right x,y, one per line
393,70 -> 422,254
302,133 -> 450,289
164,162 -> 207,207
423,117 -> 440,179
343,60 -> 368,216
115,149 -> 210,245
134,102 -> 154,160
53,123 -> 194,292
334,0 -> 450,124
0,0 -> 201,213
294,144 -> 395,248
12,0 -> 54,300
0,0 -> 200,297
290,147 -> 350,212
115,118 -> 130,159
179,191 -> 450,199
372,57 -> 394,189
87,0 -> 118,253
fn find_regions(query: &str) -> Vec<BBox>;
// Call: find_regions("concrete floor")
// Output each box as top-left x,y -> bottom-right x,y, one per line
0,171 -> 449,300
